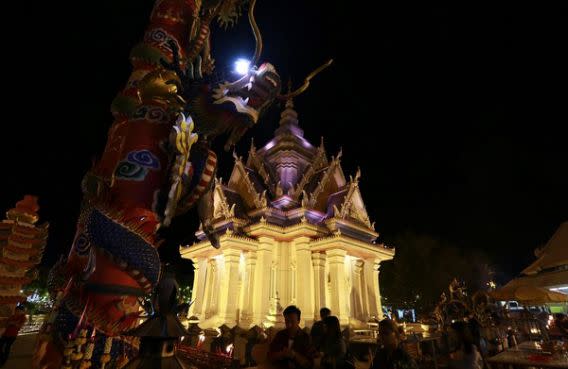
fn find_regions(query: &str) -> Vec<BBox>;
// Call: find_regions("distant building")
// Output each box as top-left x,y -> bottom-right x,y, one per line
181,99 -> 394,328
0,196 -> 48,324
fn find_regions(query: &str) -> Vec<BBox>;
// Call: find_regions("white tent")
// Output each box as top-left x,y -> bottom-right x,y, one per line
495,222 -> 568,303
522,221 -> 568,279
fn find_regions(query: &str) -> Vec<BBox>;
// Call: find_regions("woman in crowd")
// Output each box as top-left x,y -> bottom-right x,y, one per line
320,316 -> 349,369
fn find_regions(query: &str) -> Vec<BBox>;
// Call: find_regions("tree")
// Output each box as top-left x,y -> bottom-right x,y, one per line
23,266 -> 52,315
380,231 -> 495,314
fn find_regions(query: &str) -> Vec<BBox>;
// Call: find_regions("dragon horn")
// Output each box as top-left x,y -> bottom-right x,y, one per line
277,59 -> 334,100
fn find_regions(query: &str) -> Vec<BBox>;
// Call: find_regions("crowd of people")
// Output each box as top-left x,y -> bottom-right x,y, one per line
256,304 -> 495,369
263,305 -> 417,369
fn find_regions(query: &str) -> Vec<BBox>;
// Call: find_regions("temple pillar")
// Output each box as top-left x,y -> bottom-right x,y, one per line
375,261 -> 384,320
327,249 -> 350,325
218,248 -> 241,326
311,252 -> 326,319
353,259 -> 365,322
294,237 -> 314,325
189,258 -> 206,318
201,258 -> 217,319
364,258 -> 383,319
253,237 -> 273,324
241,251 -> 257,326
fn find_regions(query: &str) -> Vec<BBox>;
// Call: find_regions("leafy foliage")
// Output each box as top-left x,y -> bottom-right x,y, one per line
380,232 -> 496,314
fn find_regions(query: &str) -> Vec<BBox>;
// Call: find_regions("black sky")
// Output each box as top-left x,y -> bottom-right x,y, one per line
2,1 -> 567,281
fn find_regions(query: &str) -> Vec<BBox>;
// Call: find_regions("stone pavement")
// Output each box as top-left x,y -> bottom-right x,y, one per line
3,333 -> 36,369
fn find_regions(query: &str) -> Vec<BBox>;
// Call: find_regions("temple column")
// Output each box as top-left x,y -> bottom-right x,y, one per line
311,252 -> 326,319
241,252 -> 257,326
353,259 -> 365,322
375,261 -> 384,320
327,249 -> 350,325
364,258 -> 383,319
253,237 -> 273,324
201,258 -> 216,319
294,237 -> 314,325
189,258 -> 203,318
218,249 -> 241,326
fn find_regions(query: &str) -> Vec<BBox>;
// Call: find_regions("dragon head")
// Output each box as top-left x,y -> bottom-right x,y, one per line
212,62 -> 281,125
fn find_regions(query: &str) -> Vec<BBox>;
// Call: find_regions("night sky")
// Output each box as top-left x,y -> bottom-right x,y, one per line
2,2 -> 567,281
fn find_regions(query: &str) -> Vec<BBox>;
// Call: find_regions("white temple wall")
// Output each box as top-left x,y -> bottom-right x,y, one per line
187,239 -> 389,328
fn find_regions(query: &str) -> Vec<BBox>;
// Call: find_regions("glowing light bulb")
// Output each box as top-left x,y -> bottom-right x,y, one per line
234,59 -> 251,75
226,343 -> 233,353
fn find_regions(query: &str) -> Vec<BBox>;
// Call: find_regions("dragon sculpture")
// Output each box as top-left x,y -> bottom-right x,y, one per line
33,0 -> 332,368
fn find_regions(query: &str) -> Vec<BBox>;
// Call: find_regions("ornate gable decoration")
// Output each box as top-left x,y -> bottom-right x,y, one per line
212,178 -> 236,220
246,139 -> 274,191
227,154 -> 268,209
306,150 -> 346,212
332,168 -> 373,229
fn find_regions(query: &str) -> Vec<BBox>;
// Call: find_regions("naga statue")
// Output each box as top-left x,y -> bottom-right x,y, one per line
33,0 -> 331,368
433,278 -> 471,329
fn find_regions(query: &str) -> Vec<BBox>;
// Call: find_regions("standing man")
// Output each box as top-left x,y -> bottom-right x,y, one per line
0,305 -> 27,366
310,307 -> 331,352
268,305 -> 316,369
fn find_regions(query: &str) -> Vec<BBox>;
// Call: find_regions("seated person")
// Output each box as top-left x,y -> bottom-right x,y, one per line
370,319 -> 418,369
268,305 -> 316,369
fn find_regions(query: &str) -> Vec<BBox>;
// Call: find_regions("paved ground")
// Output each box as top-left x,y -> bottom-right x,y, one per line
3,333 -> 36,369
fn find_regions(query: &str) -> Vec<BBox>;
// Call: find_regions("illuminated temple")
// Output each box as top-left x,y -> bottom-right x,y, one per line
181,99 -> 394,329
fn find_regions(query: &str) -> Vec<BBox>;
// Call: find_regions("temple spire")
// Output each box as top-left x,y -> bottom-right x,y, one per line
275,79 -> 303,137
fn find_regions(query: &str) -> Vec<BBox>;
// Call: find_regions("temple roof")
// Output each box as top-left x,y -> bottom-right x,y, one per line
196,99 -> 383,244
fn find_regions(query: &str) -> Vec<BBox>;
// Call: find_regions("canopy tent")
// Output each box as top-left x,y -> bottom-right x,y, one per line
489,284 -> 568,305
504,269 -> 568,290
491,221 -> 568,305
522,221 -> 568,276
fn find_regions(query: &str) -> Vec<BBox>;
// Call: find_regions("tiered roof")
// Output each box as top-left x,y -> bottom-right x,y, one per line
193,99 -> 387,248
0,196 -> 48,304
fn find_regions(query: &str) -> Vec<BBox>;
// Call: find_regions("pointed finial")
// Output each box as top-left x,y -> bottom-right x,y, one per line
285,78 -> 294,109
285,98 -> 294,110
355,167 -> 361,181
